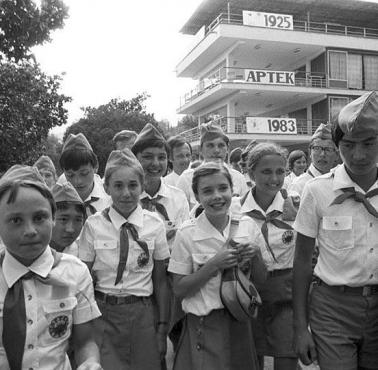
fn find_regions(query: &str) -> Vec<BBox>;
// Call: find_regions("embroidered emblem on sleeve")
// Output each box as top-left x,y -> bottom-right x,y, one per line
49,316 -> 69,338
137,252 -> 149,267
282,230 -> 294,245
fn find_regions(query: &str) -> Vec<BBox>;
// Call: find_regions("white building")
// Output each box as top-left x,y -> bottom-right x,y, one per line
176,0 -> 378,150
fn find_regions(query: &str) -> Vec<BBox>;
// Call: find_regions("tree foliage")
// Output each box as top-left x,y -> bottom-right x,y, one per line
0,61 -> 70,171
64,93 -> 160,175
0,0 -> 69,61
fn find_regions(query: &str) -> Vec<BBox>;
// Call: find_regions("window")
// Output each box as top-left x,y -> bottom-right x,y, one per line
363,55 -> 378,90
329,97 -> 351,122
348,54 -> 362,89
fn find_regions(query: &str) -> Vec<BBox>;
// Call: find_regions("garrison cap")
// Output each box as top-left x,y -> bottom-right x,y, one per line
311,123 -> 332,142
52,182 -> 83,204
337,91 -> 378,136
0,165 -> 46,187
199,123 -> 229,147
112,129 -> 138,143
62,133 -> 93,152
241,139 -> 258,162
105,149 -> 143,175
229,147 -> 242,163
132,123 -> 165,148
34,155 -> 56,176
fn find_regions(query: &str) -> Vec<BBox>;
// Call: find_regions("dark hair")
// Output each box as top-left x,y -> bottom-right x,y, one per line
288,150 -> 307,170
131,139 -> 170,157
0,181 -> 56,217
167,135 -> 192,160
192,162 -> 233,195
229,147 -> 242,163
331,121 -> 344,148
56,201 -> 85,218
59,149 -> 98,171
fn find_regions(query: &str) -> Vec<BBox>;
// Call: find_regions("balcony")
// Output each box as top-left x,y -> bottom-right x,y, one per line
178,117 -> 324,144
180,67 -> 328,107
205,12 -> 378,39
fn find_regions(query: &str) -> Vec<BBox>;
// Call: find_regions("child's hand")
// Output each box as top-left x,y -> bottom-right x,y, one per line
236,243 -> 259,261
77,360 -> 103,370
209,249 -> 239,270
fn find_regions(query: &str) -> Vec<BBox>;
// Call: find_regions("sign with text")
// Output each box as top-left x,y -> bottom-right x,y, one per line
246,117 -> 297,134
242,10 -> 293,30
244,69 -> 295,85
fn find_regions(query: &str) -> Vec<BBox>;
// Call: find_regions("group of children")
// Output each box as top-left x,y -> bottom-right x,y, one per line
0,91 -> 377,370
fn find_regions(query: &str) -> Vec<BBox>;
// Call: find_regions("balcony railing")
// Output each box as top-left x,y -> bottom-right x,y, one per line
180,67 -> 328,107
205,12 -> 378,39
179,117 -> 325,143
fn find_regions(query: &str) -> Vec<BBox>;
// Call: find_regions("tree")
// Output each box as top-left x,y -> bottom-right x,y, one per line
0,0 -> 70,171
0,0 -> 69,62
64,94 -> 160,175
0,62 -> 70,171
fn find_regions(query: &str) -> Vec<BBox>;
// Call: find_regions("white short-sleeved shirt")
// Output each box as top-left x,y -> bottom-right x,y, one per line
294,164 -> 378,286
284,171 -> 298,190
140,179 -> 190,250
0,247 -> 100,370
177,165 -> 249,210
164,171 -> 180,188
289,163 -> 323,197
79,205 -> 170,296
58,173 -> 111,214
239,190 -> 296,271
168,211 -> 267,316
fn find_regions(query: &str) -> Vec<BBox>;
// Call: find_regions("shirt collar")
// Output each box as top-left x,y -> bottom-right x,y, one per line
193,211 -> 231,242
308,163 -> 324,178
240,189 -> 284,214
332,163 -> 378,193
84,174 -> 104,202
141,179 -> 170,200
108,204 -> 144,230
3,246 -> 54,288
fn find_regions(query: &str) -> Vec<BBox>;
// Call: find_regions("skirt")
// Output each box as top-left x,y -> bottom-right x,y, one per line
173,309 -> 259,370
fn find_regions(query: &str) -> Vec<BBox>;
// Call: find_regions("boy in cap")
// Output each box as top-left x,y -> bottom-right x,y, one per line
132,123 -> 189,249
59,133 -> 110,217
51,182 -> 85,257
293,91 -> 378,370
289,123 -> 338,196
34,155 -> 57,189
165,135 -> 192,187
177,123 -> 249,209
112,129 -> 138,151
79,149 -> 170,369
0,164 -> 101,369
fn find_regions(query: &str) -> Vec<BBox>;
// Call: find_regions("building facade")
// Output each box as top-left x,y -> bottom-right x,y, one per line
176,0 -> 378,150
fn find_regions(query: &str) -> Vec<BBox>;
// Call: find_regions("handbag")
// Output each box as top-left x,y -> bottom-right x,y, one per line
220,218 -> 262,322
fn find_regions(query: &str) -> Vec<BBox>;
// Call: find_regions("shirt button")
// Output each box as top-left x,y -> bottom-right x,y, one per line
28,344 -> 34,350
60,302 -> 65,308
370,248 -> 374,253
27,295 -> 32,301
27,319 -> 33,325
370,274 -> 374,279
370,222 -> 373,227
196,344 -> 201,351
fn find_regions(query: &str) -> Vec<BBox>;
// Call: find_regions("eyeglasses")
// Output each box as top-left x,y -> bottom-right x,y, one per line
311,146 -> 335,154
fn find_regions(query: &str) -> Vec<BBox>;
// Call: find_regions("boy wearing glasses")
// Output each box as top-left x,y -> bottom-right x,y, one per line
293,91 -> 378,370
289,123 -> 338,196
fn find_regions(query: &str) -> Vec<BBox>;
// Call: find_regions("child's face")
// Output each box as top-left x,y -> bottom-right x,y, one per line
105,167 -> 142,217
0,187 -> 54,264
338,132 -> 378,176
292,156 -> 307,176
64,164 -> 95,201
171,144 -> 191,175
52,205 -> 84,249
39,169 -> 56,189
136,146 -> 168,181
201,137 -> 228,163
195,172 -> 232,218
251,154 -> 286,198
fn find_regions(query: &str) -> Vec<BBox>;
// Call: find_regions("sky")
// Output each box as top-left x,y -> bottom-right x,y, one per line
33,0 -> 378,138
33,0 -> 203,138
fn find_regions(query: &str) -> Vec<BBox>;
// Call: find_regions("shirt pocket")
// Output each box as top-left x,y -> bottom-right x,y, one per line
322,216 -> 353,250
129,240 -> 154,273
192,253 -> 216,272
93,240 -> 118,269
41,296 -> 77,346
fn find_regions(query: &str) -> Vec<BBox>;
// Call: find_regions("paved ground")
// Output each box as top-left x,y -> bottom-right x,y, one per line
165,340 -> 319,370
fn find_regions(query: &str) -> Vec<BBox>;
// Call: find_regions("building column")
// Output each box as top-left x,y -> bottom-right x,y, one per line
306,104 -> 312,135
227,101 -> 236,133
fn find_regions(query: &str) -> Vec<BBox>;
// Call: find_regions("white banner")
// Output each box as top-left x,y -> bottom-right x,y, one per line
244,69 -> 295,85
246,117 -> 297,134
242,10 -> 293,30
